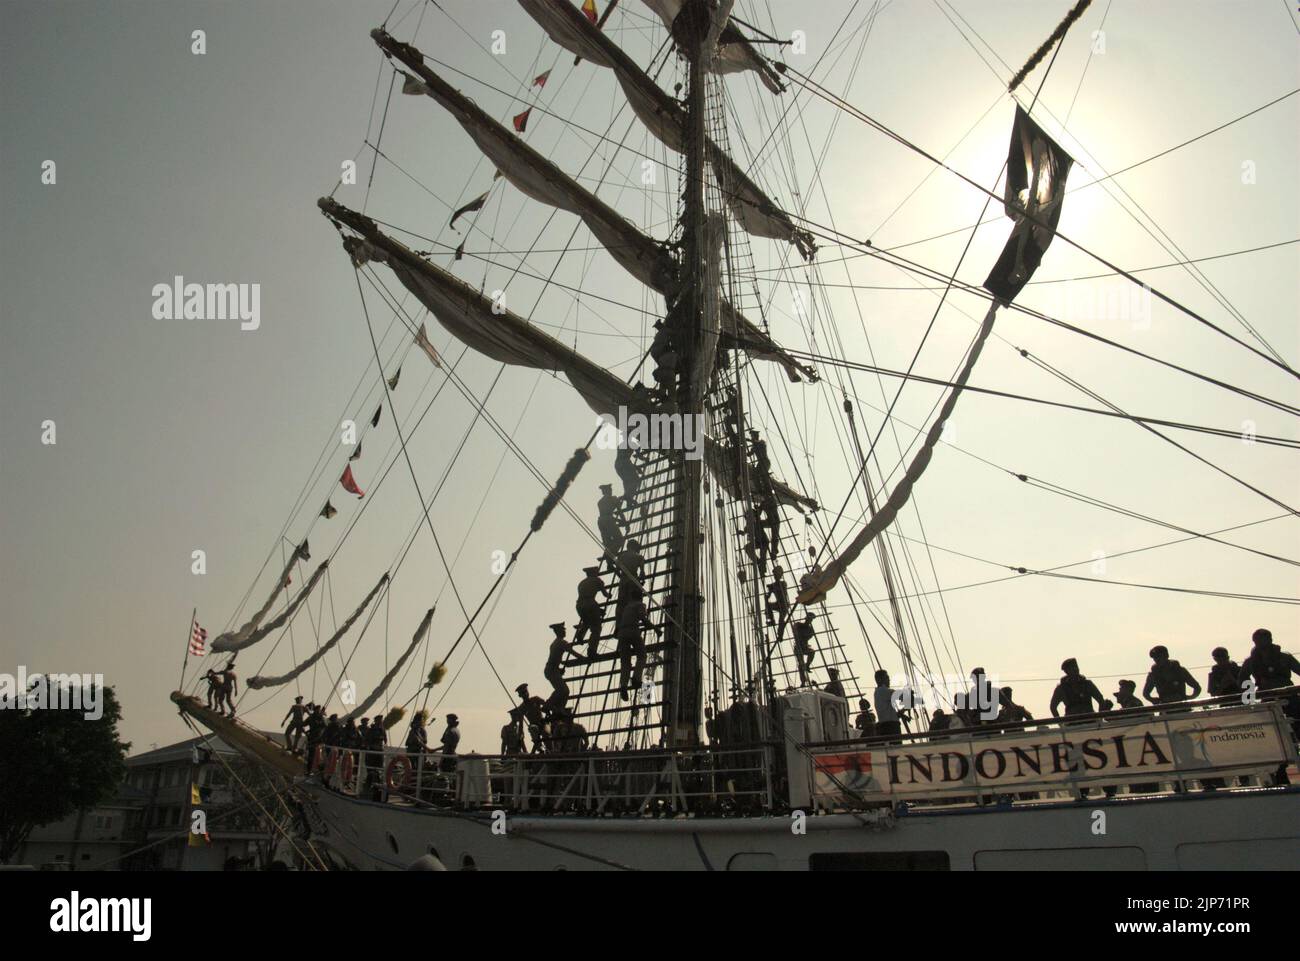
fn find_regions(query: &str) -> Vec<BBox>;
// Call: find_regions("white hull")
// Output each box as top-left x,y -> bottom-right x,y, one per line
300,782 -> 1300,871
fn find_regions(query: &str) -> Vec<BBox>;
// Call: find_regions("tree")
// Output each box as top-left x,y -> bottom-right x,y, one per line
0,681 -> 129,863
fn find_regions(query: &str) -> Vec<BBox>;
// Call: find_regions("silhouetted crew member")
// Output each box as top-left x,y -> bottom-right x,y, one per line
928,709 -> 953,739
439,715 -> 460,772
282,696 -> 307,753
649,319 -> 673,363
614,538 -> 646,619
370,714 -> 387,754
597,484 -> 625,555
792,612 -> 818,684
765,566 -> 790,630
704,706 -> 718,745
740,507 -> 769,578
1050,659 -> 1106,717
719,388 -> 740,444
304,705 -> 326,769
358,717 -> 372,759
823,667 -> 845,699
855,698 -> 878,737
749,430 -> 771,476
757,490 -> 781,562
615,443 -> 642,507
573,564 -> 609,657
1142,646 -> 1201,705
652,347 -> 678,399
616,595 -> 658,700
964,668 -> 997,725
1238,629 -> 1300,785
872,670 -> 906,741
997,687 -> 1033,723
217,660 -> 239,716
515,683 -> 549,752
1113,679 -> 1142,709
544,622 -> 582,714
1207,647 -> 1242,698
343,717 -> 360,749
500,708 -> 526,755
323,713 -> 343,748
405,710 -> 429,755
203,669 -> 222,710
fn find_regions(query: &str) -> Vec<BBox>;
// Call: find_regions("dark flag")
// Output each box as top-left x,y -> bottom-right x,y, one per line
449,190 -> 489,230
533,69 -> 551,89
298,539 -> 310,561
371,404 -> 382,428
983,107 -> 1074,304
320,500 -> 338,519
388,366 -> 401,391
340,465 -> 365,499
349,441 -> 362,462
512,108 -> 531,133
454,241 -> 466,261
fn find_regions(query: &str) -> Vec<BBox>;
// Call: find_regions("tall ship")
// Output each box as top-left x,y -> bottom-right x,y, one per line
172,0 -> 1300,870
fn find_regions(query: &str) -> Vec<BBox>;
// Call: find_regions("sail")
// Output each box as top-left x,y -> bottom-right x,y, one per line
245,573 -> 389,689
796,302 -> 1000,605
211,561 -> 329,653
510,3 -> 814,257
639,0 -> 785,92
207,541 -> 308,652
347,606 -> 435,719
380,35 -> 813,381
704,437 -> 817,512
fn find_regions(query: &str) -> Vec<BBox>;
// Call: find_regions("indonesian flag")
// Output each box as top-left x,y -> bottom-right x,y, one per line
533,69 -> 551,88
189,620 -> 208,656
340,464 -> 365,498
582,0 -> 598,24
512,108 -> 532,133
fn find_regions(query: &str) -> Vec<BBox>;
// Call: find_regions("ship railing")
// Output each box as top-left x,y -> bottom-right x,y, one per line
799,690 -> 1299,812
309,742 -> 781,814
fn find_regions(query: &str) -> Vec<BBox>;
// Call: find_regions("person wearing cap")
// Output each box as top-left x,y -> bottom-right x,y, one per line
438,715 -> 461,772
500,707 -> 526,755
573,564 -> 609,656
1050,659 -> 1106,717
792,611 -> 818,685
1113,680 -> 1142,710
1207,647 -> 1242,698
1142,645 -> 1201,705
823,666 -> 845,699
963,668 -> 998,725
996,686 -> 1033,724
614,538 -> 645,620
1238,629 -> 1300,784
597,483 -> 625,556
515,683 -> 549,752
282,695 -> 307,753
615,441 -> 642,507
544,622 -> 582,715
405,710 -> 429,756
615,594 -> 659,700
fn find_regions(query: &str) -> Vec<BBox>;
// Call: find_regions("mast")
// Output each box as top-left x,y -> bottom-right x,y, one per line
661,0 -> 716,748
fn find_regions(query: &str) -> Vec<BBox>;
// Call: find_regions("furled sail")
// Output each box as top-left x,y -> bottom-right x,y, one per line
321,197 -> 818,513
639,0 -> 785,93
704,437 -> 818,512
347,606 -> 435,719
245,573 -> 390,689
509,3 -> 815,258
211,561 -> 329,653
207,541 -> 309,652
324,197 -> 653,419
377,32 -> 813,382
796,302 -> 1000,605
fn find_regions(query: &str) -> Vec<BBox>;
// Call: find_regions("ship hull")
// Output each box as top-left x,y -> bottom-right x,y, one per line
300,781 -> 1300,871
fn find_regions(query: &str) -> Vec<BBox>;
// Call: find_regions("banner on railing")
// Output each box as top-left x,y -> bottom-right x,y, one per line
812,704 -> 1293,803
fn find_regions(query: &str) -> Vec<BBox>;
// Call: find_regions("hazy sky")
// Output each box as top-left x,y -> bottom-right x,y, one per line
2,0 -> 1297,754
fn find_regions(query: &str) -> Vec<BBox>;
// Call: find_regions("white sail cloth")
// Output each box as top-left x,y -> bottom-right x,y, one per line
395,58 -> 811,380
207,544 -> 305,652
515,0 -> 813,257
639,0 -> 784,92
211,562 -> 329,653
245,573 -> 389,689
797,302 -> 1000,604
347,606 -> 435,720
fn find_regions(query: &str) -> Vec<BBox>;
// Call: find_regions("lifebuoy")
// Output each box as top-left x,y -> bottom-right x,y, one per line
311,744 -> 326,771
385,754 -> 414,793
339,751 -> 355,786
322,748 -> 338,779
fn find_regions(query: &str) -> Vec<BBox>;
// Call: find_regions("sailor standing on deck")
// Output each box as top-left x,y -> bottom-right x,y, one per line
439,715 -> 460,772
1142,646 -> 1201,705
872,670 -> 906,743
1238,628 -> 1300,784
1207,647 -> 1242,698
217,660 -> 238,717
1049,659 -> 1106,717
282,696 -> 307,752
